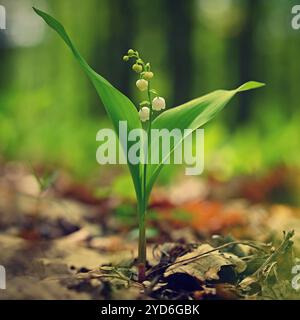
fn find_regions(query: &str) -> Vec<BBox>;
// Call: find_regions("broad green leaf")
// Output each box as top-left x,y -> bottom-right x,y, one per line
33,8 -> 143,204
146,81 -> 265,201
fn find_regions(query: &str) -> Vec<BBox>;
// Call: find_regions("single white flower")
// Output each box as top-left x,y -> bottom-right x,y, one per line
139,106 -> 150,122
152,97 -> 166,111
136,79 -> 148,91
143,71 -> 154,80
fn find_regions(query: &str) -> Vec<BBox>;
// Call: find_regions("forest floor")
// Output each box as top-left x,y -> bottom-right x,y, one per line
0,163 -> 300,300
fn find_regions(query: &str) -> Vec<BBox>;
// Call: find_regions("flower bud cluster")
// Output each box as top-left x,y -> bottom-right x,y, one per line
123,49 -> 166,122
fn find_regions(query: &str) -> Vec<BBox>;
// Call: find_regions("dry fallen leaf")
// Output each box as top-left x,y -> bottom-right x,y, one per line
164,244 -> 246,282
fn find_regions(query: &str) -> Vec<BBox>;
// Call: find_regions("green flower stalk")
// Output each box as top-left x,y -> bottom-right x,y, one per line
123,49 -> 166,280
34,7 -> 265,283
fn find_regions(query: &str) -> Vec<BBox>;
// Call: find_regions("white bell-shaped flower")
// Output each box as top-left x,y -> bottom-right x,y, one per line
136,79 -> 148,91
139,106 -> 150,122
152,97 -> 166,111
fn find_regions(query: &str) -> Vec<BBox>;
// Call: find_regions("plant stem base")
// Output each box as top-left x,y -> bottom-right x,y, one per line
138,263 -> 146,282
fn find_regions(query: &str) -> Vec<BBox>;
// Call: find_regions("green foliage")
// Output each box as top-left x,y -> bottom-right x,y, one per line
34,7 -> 264,207
34,7 -> 264,275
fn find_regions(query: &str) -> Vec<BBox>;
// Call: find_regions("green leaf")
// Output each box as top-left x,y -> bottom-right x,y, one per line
146,82 -> 265,201
33,8 -> 143,205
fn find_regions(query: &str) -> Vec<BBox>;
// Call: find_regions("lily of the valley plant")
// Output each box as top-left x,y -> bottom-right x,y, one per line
34,8 -> 265,282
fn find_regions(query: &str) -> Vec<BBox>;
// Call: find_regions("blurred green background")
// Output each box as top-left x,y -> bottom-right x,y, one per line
0,0 -> 300,185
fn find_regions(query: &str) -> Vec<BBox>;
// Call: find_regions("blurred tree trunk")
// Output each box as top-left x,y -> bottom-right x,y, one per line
164,0 -> 195,106
93,0 -> 135,98
0,34 -> 8,88
235,0 -> 260,123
